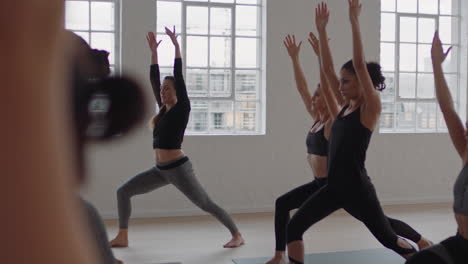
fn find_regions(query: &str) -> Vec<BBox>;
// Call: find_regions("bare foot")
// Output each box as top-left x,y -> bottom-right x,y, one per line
416,237 -> 433,250
223,232 -> 245,248
264,255 -> 287,264
110,230 -> 128,248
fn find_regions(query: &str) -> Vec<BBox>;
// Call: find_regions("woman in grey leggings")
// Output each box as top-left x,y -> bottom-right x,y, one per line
109,27 -> 244,248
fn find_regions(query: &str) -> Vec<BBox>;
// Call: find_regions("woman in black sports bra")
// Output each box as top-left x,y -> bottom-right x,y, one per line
284,2 -> 431,264
265,29 -> 430,264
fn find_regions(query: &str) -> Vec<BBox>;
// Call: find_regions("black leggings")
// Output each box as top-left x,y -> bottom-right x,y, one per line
406,234 -> 468,264
275,178 -> 422,251
285,179 -> 417,255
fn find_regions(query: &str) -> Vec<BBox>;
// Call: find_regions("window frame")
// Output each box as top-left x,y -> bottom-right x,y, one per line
156,0 -> 265,135
65,0 -> 121,74
379,0 -> 462,133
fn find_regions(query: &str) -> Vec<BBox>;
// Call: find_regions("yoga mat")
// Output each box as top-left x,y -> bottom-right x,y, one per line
233,248 -> 403,264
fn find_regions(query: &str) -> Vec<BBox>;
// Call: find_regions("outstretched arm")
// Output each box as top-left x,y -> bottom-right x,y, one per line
315,2 -> 343,106
284,34 -> 315,118
348,0 -> 381,124
432,32 -> 465,158
147,32 -> 163,107
166,26 -> 189,105
308,32 -> 339,119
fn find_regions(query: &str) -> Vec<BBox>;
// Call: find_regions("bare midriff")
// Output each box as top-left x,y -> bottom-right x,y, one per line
155,148 -> 185,163
307,154 -> 328,179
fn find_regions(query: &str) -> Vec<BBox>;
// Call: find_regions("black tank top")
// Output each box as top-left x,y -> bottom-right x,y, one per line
327,105 -> 372,187
306,121 -> 328,156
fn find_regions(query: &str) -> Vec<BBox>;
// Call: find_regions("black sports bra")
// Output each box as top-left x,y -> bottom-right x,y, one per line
306,121 -> 328,156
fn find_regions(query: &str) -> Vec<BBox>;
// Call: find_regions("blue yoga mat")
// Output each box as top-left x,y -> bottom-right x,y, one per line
233,248 -> 404,264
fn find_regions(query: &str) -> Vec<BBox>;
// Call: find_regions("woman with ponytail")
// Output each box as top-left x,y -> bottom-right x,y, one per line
109,26 -> 244,249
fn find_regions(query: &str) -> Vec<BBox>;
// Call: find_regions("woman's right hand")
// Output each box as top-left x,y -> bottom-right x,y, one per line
431,31 -> 452,65
315,2 -> 329,33
283,34 -> 302,59
146,32 -> 162,54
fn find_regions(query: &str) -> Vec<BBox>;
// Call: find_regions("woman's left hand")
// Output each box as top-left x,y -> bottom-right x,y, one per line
348,0 -> 362,23
165,26 -> 179,46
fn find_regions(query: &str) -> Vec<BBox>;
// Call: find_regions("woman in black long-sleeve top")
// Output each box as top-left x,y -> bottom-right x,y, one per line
110,27 -> 244,249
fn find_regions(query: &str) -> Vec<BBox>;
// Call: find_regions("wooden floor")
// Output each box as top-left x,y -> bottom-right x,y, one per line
105,203 -> 456,264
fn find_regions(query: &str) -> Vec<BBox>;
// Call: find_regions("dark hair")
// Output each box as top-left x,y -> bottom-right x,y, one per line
341,60 -> 386,91
150,76 -> 176,129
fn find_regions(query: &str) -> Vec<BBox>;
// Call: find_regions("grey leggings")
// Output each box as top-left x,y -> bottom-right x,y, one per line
117,157 -> 239,234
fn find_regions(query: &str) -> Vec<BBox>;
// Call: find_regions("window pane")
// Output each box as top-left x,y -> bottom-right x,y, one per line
235,70 -> 258,100
236,38 -> 258,68
91,33 -> 115,64
417,103 -> 437,130
187,36 -> 208,67
443,45 -> 457,73
399,73 -> 416,98
417,73 -> 435,98
188,101 -> 208,133
210,70 -> 231,97
157,1 -> 181,33
439,16 -> 457,44
210,37 -> 231,67
65,1 -> 89,30
396,102 -> 416,131
417,44 -> 432,72
235,101 -> 259,133
209,101 -> 234,132
400,17 -> 417,42
210,8 -> 232,36
397,0 -> 417,13
187,69 -> 208,97
74,31 -> 90,43
381,13 -> 395,42
236,0 -> 260,4
159,67 -> 173,80
399,44 -> 416,71
381,43 -> 395,71
418,18 -> 435,43
440,0 -> 453,15
381,72 -> 395,102
187,6 -> 208,34
156,34 -> 177,67
236,6 -> 259,36
211,0 -> 234,3
380,102 -> 395,130
418,0 -> 437,14
381,0 -> 396,12
91,2 -> 114,31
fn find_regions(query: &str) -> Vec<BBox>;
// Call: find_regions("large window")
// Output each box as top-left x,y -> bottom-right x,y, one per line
65,0 -> 120,73
380,0 -> 461,133
156,0 -> 264,135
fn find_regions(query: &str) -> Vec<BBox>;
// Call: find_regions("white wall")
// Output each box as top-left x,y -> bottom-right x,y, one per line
82,0 -> 465,219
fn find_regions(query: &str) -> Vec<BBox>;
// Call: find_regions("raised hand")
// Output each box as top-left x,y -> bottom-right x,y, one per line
146,32 -> 162,54
283,34 -> 302,59
348,0 -> 362,23
308,32 -> 320,57
165,26 -> 179,46
431,31 -> 452,65
315,2 -> 329,33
